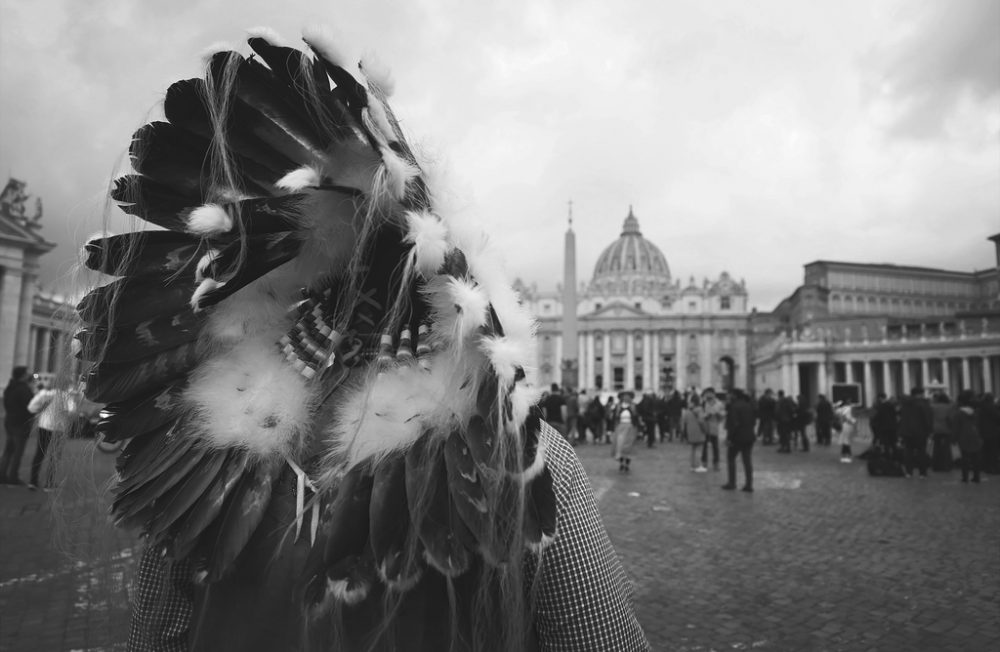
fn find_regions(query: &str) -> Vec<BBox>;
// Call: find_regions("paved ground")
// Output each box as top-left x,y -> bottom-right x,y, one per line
1,430 -> 998,651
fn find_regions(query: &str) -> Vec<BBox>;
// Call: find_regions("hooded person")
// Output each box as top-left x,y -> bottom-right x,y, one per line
78,28 -> 648,652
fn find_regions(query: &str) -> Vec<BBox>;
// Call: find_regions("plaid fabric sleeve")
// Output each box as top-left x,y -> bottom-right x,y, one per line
533,423 -> 651,651
128,546 -> 194,652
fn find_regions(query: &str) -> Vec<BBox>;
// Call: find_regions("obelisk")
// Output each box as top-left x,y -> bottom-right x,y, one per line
561,201 -> 579,390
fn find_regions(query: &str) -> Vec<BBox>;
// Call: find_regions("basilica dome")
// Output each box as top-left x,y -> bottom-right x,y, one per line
590,207 -> 672,297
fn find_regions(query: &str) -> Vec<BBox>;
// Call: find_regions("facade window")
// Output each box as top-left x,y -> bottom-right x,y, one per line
634,375 -> 643,391
634,302 -> 641,310
613,367 -> 625,390
720,296 -> 731,310
595,302 -> 602,310
688,301 -> 696,312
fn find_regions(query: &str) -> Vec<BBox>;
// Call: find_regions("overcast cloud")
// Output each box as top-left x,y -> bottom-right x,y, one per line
1,0 -> 997,309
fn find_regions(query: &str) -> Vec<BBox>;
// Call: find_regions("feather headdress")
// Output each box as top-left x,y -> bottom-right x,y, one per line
80,28 -> 551,650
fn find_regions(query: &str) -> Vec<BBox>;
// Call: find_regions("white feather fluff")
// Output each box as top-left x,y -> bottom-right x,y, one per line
365,99 -> 396,145
520,436 -> 548,483
194,249 -> 221,283
183,343 -> 314,458
200,41 -> 235,65
425,276 -> 489,346
302,25 -> 366,85
376,146 -> 418,201
187,204 -> 233,235
360,52 -> 395,96
509,382 -> 543,434
326,577 -> 369,606
190,278 -> 224,312
246,26 -> 286,45
404,211 -> 449,276
480,335 -> 525,385
276,165 -> 321,191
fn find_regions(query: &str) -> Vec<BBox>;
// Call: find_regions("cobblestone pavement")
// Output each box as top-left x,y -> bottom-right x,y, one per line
1,434 -> 998,651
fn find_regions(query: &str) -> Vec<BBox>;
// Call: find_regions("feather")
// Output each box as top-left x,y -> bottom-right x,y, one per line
114,421 -> 172,475
202,457 -> 282,582
111,174 -> 200,232
523,464 -> 556,552
142,449 -> 229,538
188,232 -> 302,311
442,429 -> 491,554
84,343 -> 198,403
83,231 -> 201,278
479,335 -> 526,386
403,210 -> 449,277
462,414 -> 497,469
113,441 -> 207,527
78,277 -> 195,327
186,204 -> 233,235
76,311 -> 203,363
170,448 -> 250,558
360,52 -> 395,97
324,549 -> 377,606
405,433 -> 470,577
96,385 -> 184,443
322,465 -> 373,568
369,454 -> 420,589
114,426 -> 196,495
276,165 -> 321,191
425,276 -> 489,346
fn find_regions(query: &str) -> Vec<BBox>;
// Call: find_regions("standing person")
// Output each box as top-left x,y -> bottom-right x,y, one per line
604,396 -> 617,444
583,391 -> 606,444
637,392 -> 658,448
681,394 -> 707,471
542,383 -> 569,442
978,393 -> 1000,474
701,388 -> 725,471
899,386 -> 933,478
565,389 -> 580,445
870,393 -> 898,450
667,391 -> 686,443
930,392 -> 954,472
949,390 -> 983,483
27,381 -> 73,490
655,391 -> 670,443
774,390 -> 795,453
757,388 -> 776,445
794,394 -> 811,452
836,401 -> 858,463
814,394 -> 834,447
1,366 -> 35,486
612,391 -> 640,473
721,389 -> 756,492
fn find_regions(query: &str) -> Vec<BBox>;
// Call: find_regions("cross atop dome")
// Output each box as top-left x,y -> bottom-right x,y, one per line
621,205 -> 641,236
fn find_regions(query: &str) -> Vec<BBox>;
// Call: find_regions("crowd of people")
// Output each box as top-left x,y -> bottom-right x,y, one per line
538,382 -> 1000,488
0,366 -> 79,491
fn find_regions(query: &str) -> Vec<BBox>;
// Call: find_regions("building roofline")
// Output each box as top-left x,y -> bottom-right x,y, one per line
803,259 -> 982,278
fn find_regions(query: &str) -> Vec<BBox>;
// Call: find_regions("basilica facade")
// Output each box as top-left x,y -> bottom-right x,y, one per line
516,208 -> 751,394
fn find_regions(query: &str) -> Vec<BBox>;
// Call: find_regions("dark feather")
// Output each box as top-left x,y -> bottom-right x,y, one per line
113,442 -> 208,527
77,277 -> 194,326
95,385 -> 184,443
83,231 -> 201,278
143,449 -> 229,539
322,464 -> 373,568
442,429 -> 494,558
113,427 -> 196,495
369,454 -> 419,586
523,464 -> 556,548
111,174 -> 200,232
202,456 -> 282,582
114,421 -> 171,474
324,548 -> 378,606
190,232 -> 302,309
84,343 -> 198,403
76,311 -> 202,364
405,434 -> 470,577
462,414 -> 497,469
170,448 -> 250,559
130,121 -> 273,198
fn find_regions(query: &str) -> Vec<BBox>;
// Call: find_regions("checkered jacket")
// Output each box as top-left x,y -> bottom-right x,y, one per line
129,425 -> 649,651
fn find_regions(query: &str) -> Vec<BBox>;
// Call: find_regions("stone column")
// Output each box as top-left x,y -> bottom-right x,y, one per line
602,332 -> 611,391
700,332 -> 712,389
0,266 -> 25,378
921,359 -> 930,388
791,360 -> 800,397
882,360 -> 892,398
781,361 -> 792,396
626,332 -> 635,390
983,357 -> 994,394
863,360 -> 875,406
736,333 -> 748,390
13,266 -> 37,368
902,359 -> 911,393
642,331 -> 652,391
845,360 -> 855,384
37,328 -> 52,376
675,331 -> 686,389
27,326 -> 37,373
962,357 -> 971,391
651,331 -> 660,391
818,360 -> 828,396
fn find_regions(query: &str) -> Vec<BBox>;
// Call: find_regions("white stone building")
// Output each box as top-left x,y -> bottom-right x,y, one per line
517,208 -> 752,393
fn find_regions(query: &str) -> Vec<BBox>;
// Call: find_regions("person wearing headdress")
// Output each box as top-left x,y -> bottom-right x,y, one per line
76,27 -> 648,652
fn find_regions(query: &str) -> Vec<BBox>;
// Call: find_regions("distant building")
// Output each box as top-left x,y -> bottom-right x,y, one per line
517,207 -> 751,393
0,178 -> 57,379
751,241 -> 1000,403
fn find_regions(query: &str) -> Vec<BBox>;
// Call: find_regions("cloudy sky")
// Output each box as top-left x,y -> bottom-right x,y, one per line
1,0 -> 997,310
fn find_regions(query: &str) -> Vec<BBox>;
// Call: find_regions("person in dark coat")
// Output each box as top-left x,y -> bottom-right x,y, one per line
1,366 -> 36,486
774,390 -> 796,453
637,393 -> 658,447
870,393 -> 898,449
721,389 -> 756,492
899,386 -> 933,478
793,394 -> 811,451
756,389 -> 776,445
977,393 -> 1000,474
814,394 -> 834,447
949,390 -> 983,483
665,390 -> 684,442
